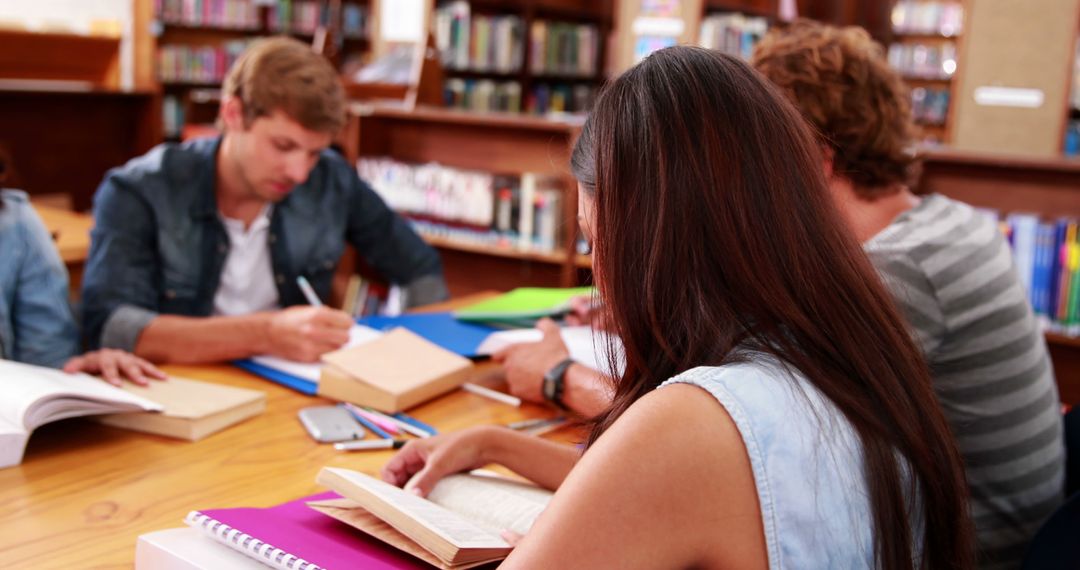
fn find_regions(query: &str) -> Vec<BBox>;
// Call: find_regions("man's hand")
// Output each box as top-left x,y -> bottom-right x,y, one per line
563,295 -> 609,330
63,349 -> 168,386
493,319 -> 570,404
265,306 -> 353,362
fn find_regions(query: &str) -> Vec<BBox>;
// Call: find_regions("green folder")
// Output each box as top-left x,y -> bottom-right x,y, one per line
454,287 -> 594,324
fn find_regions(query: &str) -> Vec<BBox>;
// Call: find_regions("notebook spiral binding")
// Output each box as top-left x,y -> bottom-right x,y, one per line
185,511 -> 323,570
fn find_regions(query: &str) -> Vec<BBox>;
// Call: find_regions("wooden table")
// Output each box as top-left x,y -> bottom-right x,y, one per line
33,203 -> 93,297
0,297 -> 573,568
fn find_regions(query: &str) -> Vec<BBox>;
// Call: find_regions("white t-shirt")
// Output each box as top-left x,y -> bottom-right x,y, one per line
212,205 -> 280,316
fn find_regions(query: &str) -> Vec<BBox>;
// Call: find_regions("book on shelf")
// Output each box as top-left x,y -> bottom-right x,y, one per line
358,157 -> 568,255
319,328 -> 474,413
0,360 -> 163,468
156,0 -> 260,29
315,467 -> 553,569
148,491 -> 433,570
94,376 -> 266,441
529,20 -> 598,78
699,13 -> 769,60
891,0 -> 964,36
887,42 -> 958,80
158,40 -> 250,84
996,213 -> 1080,336
435,2 -> 524,74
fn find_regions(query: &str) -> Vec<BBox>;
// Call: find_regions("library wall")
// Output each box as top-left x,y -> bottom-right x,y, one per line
0,0 -> 135,89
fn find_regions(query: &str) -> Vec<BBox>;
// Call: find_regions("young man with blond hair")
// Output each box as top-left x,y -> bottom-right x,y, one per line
82,37 -> 447,364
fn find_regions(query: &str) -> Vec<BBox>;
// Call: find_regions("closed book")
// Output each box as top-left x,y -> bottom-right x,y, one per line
319,328 -> 474,413
95,376 -> 266,441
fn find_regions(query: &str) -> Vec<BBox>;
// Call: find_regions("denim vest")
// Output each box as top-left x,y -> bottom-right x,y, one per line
0,190 -> 79,367
660,357 -> 912,568
81,137 -> 446,350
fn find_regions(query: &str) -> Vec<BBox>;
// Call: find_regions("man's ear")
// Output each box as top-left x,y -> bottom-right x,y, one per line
219,96 -> 246,132
820,145 -> 836,179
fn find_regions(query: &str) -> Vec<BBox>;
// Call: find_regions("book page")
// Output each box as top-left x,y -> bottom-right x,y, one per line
423,473 -> 553,536
0,360 -> 161,430
251,325 -> 382,381
320,467 -> 509,549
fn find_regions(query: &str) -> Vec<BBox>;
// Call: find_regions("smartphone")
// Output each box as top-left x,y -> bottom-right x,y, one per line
298,406 -> 366,443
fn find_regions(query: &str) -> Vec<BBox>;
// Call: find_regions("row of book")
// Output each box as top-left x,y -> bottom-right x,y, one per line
162,94 -> 186,139
1003,214 -> 1080,335
156,0 -> 260,29
890,0 -> 964,37
887,42 -> 957,80
698,13 -> 769,60
357,157 -> 566,253
1063,120 -> 1080,157
266,0 -> 367,38
158,40 -> 249,84
911,86 -> 950,126
443,79 -> 594,115
435,4 -> 525,73
530,20 -> 599,77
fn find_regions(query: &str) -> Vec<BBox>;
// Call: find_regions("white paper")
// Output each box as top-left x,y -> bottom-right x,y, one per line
251,325 -> 383,382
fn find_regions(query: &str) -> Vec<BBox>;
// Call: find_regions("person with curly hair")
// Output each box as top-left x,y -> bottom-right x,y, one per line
753,19 -> 1064,569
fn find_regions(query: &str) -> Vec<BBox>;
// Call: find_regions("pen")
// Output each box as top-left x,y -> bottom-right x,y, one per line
334,439 -> 407,451
392,412 -> 438,436
462,382 -> 522,407
297,275 -> 323,307
349,406 -> 401,435
362,407 -> 432,438
341,403 -> 392,439
507,416 -> 566,430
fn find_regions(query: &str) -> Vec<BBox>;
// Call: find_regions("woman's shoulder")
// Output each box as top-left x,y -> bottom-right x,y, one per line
0,189 -> 37,234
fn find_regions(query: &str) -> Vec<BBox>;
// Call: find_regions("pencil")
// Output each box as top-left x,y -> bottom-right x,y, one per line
462,382 -> 522,407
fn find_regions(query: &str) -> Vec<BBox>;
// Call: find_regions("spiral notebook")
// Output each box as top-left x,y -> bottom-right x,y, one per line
182,492 -> 431,570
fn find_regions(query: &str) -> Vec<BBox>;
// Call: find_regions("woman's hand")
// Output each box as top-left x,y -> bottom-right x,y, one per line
63,349 -> 168,387
381,426 -> 501,497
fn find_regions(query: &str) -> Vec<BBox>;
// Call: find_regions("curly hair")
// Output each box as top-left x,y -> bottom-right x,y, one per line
751,19 -> 918,197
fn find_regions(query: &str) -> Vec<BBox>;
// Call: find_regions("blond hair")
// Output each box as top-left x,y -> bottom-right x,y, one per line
221,36 -> 346,134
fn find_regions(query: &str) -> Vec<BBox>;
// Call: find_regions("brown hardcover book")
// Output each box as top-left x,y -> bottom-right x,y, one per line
96,377 -> 266,441
313,467 -> 552,569
318,328 -> 474,412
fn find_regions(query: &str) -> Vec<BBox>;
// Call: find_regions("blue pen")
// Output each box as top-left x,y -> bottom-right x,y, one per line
341,403 -> 392,439
393,412 -> 438,436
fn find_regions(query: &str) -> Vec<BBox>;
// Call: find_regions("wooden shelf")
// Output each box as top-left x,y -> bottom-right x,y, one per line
353,103 -> 584,134
891,31 -> 961,41
159,22 -> 262,35
901,75 -> 953,83
574,254 -> 591,268
162,80 -> 224,88
1047,332 -> 1080,349
444,69 -> 524,81
422,234 -> 569,265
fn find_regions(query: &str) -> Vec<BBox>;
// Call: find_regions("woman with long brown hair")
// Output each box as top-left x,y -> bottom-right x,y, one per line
380,46 -> 974,569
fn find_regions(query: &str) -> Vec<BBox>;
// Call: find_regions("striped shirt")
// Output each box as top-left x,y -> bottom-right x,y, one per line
865,194 -> 1065,569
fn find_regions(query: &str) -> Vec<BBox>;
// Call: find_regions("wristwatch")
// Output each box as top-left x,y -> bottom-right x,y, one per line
542,358 -> 574,409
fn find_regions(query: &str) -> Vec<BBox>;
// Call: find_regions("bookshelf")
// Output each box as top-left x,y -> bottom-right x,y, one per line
433,0 -> 613,115
148,0 -> 373,140
886,0 -> 964,145
340,103 -> 589,296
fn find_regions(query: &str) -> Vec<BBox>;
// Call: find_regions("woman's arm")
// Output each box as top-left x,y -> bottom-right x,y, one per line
501,383 -> 769,569
381,426 -> 580,495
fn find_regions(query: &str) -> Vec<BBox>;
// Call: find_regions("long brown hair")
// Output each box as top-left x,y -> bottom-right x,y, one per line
573,47 -> 973,570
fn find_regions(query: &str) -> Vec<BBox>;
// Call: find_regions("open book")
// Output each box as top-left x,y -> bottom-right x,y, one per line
315,467 -> 553,569
475,325 -> 626,376
0,360 -> 162,468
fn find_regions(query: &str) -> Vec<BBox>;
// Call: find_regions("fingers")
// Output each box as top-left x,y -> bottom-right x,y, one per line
536,318 -> 560,336
381,440 -> 430,487
500,530 -> 524,547
99,351 -> 122,387
140,358 -> 169,380
120,359 -> 149,386
62,356 -> 85,374
312,307 -> 354,329
301,323 -> 351,347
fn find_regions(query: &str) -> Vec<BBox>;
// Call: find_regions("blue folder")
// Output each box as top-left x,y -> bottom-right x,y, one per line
234,312 -> 499,395
358,312 -> 499,358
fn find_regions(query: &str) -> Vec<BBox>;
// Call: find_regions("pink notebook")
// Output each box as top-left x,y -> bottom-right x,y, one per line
185,491 -> 432,569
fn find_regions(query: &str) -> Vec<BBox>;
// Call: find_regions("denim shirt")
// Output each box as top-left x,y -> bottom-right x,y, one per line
0,190 -> 80,367
81,137 -> 447,351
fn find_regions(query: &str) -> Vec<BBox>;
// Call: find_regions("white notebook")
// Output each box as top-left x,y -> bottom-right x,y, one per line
475,326 -> 626,376
250,324 -> 382,382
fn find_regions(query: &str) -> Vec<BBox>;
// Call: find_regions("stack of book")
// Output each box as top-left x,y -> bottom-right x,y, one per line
996,212 -> 1080,336
342,3 -> 368,39
265,0 -> 323,35
358,157 -> 566,254
443,79 -> 523,113
158,40 -> 250,84
155,0 -> 260,29
911,86 -> 950,126
699,13 -> 769,60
